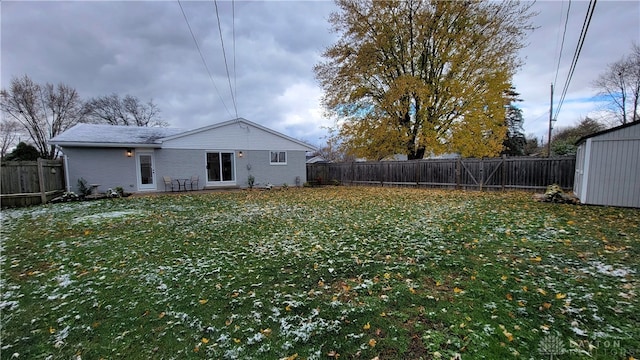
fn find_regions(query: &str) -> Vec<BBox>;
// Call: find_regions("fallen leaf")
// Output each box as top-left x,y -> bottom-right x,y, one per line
198,299 -> 208,305
537,288 -> 547,296
368,338 -> 377,347
363,322 -> 371,330
201,337 -> 209,344
506,293 -> 513,301
555,293 -> 567,299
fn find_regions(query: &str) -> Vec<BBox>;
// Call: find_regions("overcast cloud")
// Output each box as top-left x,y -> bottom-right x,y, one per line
2,1 -> 639,147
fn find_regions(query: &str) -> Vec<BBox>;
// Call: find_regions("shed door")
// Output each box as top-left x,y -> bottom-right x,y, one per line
137,151 -> 156,191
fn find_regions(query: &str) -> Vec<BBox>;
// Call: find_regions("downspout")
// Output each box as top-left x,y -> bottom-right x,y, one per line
57,145 -> 71,192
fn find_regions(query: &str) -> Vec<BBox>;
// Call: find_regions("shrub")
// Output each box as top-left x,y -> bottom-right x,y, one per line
77,178 -> 91,197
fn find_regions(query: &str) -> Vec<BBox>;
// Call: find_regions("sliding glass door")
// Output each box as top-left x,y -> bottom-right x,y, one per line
206,152 -> 235,185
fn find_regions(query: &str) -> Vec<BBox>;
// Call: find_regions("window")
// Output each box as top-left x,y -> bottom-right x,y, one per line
270,151 -> 287,165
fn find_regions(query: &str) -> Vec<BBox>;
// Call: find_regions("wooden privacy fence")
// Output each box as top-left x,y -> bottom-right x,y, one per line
307,156 -> 576,191
1,159 -> 66,207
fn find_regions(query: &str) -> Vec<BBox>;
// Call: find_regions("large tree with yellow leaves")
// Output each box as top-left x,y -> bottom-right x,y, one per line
315,0 -> 535,160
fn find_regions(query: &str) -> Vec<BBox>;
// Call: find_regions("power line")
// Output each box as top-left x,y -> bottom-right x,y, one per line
231,0 -> 238,115
553,0 -> 571,89
177,0 -> 233,118
553,0 -> 597,120
232,0 -> 237,115
213,0 -> 239,119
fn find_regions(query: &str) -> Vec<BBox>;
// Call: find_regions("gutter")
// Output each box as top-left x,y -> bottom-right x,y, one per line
48,142 -> 161,148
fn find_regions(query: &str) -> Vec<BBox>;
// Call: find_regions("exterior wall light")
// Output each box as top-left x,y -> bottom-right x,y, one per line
126,148 -> 133,157
238,151 -> 244,158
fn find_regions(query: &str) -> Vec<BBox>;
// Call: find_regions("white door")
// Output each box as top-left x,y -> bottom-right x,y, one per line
136,151 -> 156,191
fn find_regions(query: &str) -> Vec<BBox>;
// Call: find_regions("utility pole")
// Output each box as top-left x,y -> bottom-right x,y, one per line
547,83 -> 554,157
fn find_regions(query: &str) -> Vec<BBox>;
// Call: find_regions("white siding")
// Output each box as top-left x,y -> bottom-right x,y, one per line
578,123 -> 640,208
585,138 -> 639,207
162,122 -> 312,151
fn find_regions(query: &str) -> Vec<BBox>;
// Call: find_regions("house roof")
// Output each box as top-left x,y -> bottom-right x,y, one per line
576,121 -> 640,145
49,123 -> 186,148
161,118 -> 316,151
49,118 -> 317,151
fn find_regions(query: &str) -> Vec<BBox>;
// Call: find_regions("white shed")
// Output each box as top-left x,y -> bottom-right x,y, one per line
573,121 -> 640,208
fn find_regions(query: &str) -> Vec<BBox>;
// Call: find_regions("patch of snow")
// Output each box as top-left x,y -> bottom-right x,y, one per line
587,261 -> 635,277
571,326 -> 588,337
73,210 -> 142,224
55,274 -> 73,288
0,301 -> 19,311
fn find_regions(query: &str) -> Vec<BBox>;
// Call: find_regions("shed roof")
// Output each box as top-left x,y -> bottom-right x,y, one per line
576,121 -> 640,145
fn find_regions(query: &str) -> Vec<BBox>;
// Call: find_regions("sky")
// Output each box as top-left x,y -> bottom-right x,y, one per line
2,0 -> 639,148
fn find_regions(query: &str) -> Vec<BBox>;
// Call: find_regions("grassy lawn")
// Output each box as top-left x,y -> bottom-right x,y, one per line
1,187 -> 638,360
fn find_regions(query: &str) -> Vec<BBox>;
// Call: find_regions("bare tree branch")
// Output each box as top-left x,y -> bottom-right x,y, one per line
85,94 -> 166,127
0,119 -> 22,159
593,43 -> 640,125
0,75 -> 85,159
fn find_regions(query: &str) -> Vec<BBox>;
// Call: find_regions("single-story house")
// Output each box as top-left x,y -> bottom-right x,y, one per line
49,118 -> 316,193
573,121 -> 639,208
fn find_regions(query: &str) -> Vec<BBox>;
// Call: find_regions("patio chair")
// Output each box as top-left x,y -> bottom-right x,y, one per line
189,175 -> 199,190
163,176 -> 175,192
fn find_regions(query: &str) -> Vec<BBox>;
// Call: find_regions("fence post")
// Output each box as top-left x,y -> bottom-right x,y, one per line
37,158 -> 47,204
479,159 -> 484,191
456,158 -> 461,189
501,155 -> 506,191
